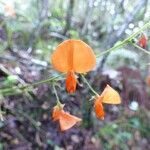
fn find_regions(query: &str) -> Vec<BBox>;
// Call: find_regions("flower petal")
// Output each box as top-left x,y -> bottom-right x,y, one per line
51,39 -> 96,73
72,40 -> 96,73
51,40 -> 73,72
94,96 -> 105,120
59,112 -> 81,131
52,105 -> 64,121
66,71 -> 77,93
101,85 -> 121,104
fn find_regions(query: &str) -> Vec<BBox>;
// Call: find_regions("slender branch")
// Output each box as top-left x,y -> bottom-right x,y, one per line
96,21 -> 150,58
81,74 -> 99,96
99,0 -> 148,71
0,73 -> 65,94
96,41 -> 127,58
0,21 -> 150,96
130,43 -> 150,55
53,84 -> 61,105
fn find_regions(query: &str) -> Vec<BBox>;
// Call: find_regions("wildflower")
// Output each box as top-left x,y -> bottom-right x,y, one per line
51,39 -> 96,93
52,103 -> 81,131
94,85 -> 121,120
138,34 -> 147,49
66,70 -> 77,93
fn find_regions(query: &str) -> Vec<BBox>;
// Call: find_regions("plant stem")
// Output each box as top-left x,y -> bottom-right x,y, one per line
96,21 -> 150,57
1,21 -> 150,96
53,84 -> 61,105
130,43 -> 150,55
0,73 -> 65,94
81,74 -> 99,96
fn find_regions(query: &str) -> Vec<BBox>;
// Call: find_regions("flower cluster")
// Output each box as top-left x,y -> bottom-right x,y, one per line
51,39 -> 121,131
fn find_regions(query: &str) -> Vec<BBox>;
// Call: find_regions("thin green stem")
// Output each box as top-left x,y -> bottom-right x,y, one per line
53,84 -> 61,105
131,42 -> 150,55
96,41 -> 127,57
1,21 -> 150,96
96,21 -> 150,58
81,74 -> 99,96
0,73 -> 65,94
124,21 -> 150,42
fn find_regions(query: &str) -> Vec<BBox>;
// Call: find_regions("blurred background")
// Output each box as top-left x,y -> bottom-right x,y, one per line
0,0 -> 150,149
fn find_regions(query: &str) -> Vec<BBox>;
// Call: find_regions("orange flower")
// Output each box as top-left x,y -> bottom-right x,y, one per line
52,104 -> 81,131
94,85 -> 121,120
138,34 -> 147,49
94,96 -> 105,120
51,39 -> 96,93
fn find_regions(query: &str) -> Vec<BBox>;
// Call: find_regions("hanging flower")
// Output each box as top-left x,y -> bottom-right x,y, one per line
138,34 -> 147,49
52,103 -> 81,131
94,96 -> 105,120
51,39 -> 96,93
94,85 -> 121,120
52,104 -> 64,121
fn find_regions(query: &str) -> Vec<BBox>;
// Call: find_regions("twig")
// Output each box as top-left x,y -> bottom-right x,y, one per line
96,21 -> 150,58
0,73 -> 65,95
0,21 -> 150,96
81,74 -> 99,96
98,0 -> 148,71
130,43 -> 150,55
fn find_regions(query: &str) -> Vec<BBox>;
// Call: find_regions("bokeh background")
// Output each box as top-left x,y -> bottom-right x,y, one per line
0,0 -> 150,150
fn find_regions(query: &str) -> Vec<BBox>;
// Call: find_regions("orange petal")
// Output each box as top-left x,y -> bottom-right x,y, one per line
101,85 -> 121,104
51,39 -> 96,73
72,40 -> 96,73
94,96 -> 105,120
59,111 -> 81,131
66,71 -> 77,93
52,105 -> 64,121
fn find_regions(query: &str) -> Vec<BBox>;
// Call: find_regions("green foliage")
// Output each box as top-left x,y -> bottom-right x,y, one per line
97,110 -> 150,150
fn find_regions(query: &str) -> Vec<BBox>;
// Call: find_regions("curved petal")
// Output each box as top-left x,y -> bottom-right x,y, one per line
66,71 -> 77,93
52,106 -> 64,121
94,96 -> 105,120
101,85 -> 121,104
73,40 -> 96,73
51,39 -> 96,73
51,40 -> 73,72
59,112 -> 81,131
